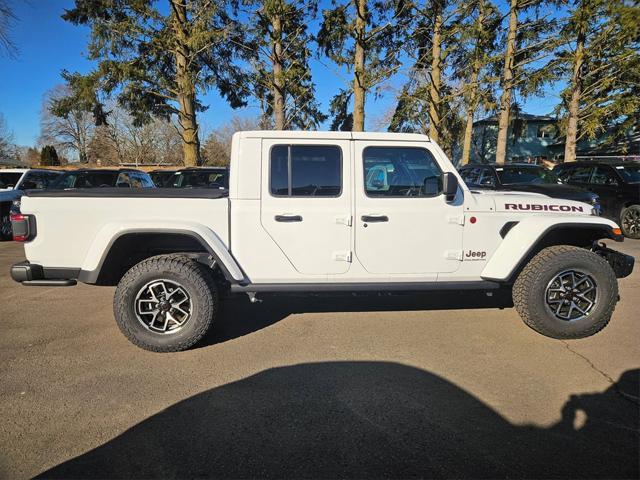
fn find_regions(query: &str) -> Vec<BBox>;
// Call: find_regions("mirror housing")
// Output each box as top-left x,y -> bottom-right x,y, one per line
442,172 -> 458,203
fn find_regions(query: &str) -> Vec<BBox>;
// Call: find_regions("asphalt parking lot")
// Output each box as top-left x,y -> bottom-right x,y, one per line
0,240 -> 638,479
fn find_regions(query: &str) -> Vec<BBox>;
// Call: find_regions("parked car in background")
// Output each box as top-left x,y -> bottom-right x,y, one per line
164,167 -> 229,189
10,168 -> 156,222
149,169 -> 178,187
458,163 -> 600,209
1,168 -> 62,240
49,168 -> 156,190
554,160 -> 640,238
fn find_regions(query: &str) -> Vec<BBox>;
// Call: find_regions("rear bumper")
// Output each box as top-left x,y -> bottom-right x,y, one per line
11,261 -> 78,286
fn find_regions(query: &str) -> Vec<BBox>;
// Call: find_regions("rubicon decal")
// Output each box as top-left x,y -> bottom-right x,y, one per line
505,203 -> 584,212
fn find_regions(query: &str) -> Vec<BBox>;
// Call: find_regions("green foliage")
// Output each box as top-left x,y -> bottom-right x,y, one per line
499,0 -> 560,103
40,145 -> 60,166
317,0 -> 406,129
63,0 -> 247,122
449,0 -> 501,115
554,0 -> 640,143
235,0 -> 326,129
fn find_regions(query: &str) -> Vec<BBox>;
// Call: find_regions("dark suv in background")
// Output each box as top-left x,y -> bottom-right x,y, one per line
458,163 -> 600,207
164,167 -> 229,189
554,160 -> 640,238
49,168 -> 155,189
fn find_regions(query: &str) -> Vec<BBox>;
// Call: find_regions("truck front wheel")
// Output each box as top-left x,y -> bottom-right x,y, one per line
114,255 -> 218,352
513,245 -> 618,339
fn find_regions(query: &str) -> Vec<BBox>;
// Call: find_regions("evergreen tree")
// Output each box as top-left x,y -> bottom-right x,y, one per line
317,0 -> 406,131
40,145 -> 60,167
555,0 -> 639,162
450,0 -> 501,165
388,0 -> 466,154
494,0 -> 559,164
235,0 -> 326,129
62,0 -> 248,166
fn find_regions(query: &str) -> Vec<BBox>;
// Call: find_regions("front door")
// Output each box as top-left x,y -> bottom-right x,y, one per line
260,139 -> 352,275
354,142 -> 463,274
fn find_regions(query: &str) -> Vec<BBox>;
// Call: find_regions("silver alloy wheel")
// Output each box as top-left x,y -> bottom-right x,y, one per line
622,207 -> 640,237
134,279 -> 192,334
545,270 -> 598,321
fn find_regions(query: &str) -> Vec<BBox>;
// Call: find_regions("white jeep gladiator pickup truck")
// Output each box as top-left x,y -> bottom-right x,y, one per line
10,131 -> 634,352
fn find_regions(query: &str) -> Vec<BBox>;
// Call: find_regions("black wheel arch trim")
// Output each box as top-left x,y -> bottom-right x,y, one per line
77,229 -> 244,285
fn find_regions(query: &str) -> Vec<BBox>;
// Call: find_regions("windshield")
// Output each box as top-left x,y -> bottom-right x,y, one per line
614,164 -> 640,183
497,166 -> 559,185
168,170 -> 228,189
50,171 -> 120,189
0,172 -> 22,188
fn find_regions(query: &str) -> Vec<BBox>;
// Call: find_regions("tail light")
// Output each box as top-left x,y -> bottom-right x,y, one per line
10,213 -> 34,242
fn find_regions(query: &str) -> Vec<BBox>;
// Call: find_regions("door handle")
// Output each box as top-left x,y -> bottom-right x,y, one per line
361,215 -> 388,223
275,214 -> 303,222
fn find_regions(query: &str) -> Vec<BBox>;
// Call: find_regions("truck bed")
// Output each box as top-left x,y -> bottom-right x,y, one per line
25,188 -> 229,199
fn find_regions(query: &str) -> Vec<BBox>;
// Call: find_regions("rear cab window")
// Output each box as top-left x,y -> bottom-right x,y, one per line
270,145 -> 342,197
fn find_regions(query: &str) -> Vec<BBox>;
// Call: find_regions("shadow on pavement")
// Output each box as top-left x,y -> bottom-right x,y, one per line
38,363 -> 638,479
207,289 -> 514,346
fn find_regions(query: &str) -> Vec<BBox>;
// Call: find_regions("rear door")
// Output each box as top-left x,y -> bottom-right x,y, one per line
260,140 -> 352,275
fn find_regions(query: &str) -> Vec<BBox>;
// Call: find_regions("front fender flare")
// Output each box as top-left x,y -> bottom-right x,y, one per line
481,216 -> 622,282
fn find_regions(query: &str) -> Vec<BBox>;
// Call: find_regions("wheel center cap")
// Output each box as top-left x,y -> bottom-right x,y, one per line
160,301 -> 171,311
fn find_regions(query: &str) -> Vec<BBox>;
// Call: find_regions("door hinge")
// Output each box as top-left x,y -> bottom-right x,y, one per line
335,215 -> 352,226
445,250 -> 463,261
447,214 -> 465,226
333,251 -> 352,262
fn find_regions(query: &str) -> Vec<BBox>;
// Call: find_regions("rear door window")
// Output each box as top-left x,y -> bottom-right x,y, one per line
560,166 -> 593,184
591,166 -> 619,186
270,145 -> 342,197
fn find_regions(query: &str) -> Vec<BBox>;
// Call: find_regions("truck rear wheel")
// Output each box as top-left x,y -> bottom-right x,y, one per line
513,245 -> 618,339
114,255 -> 218,352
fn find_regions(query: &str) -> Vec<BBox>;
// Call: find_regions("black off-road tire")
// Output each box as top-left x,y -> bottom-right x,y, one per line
620,205 -> 640,239
114,255 -> 218,352
513,245 -> 618,339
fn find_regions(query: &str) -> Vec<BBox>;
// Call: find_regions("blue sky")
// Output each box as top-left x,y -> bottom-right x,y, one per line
0,0 -> 562,147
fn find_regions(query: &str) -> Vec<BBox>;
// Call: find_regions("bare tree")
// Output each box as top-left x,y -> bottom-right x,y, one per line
0,0 -> 17,57
0,113 -> 14,160
39,86 -> 94,163
202,116 -> 265,166
88,104 -> 184,166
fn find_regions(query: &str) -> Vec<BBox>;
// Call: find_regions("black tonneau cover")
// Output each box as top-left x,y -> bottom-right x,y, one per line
25,188 -> 229,199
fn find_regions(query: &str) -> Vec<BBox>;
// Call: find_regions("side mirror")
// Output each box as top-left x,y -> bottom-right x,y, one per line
442,172 -> 458,203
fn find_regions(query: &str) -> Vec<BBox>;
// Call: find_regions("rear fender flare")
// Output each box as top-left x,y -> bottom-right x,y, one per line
80,222 -> 245,283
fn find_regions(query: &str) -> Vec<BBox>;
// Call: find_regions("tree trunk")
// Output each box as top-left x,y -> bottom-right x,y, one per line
271,11 -> 286,130
460,3 -> 484,166
461,109 -> 475,165
171,0 -> 201,167
495,0 -> 518,165
428,0 -> 443,143
564,27 -> 585,163
352,0 -> 366,132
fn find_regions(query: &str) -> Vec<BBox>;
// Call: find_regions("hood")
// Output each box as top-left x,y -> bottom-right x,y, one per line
500,183 -> 598,203
0,189 -> 20,202
467,189 -> 595,216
